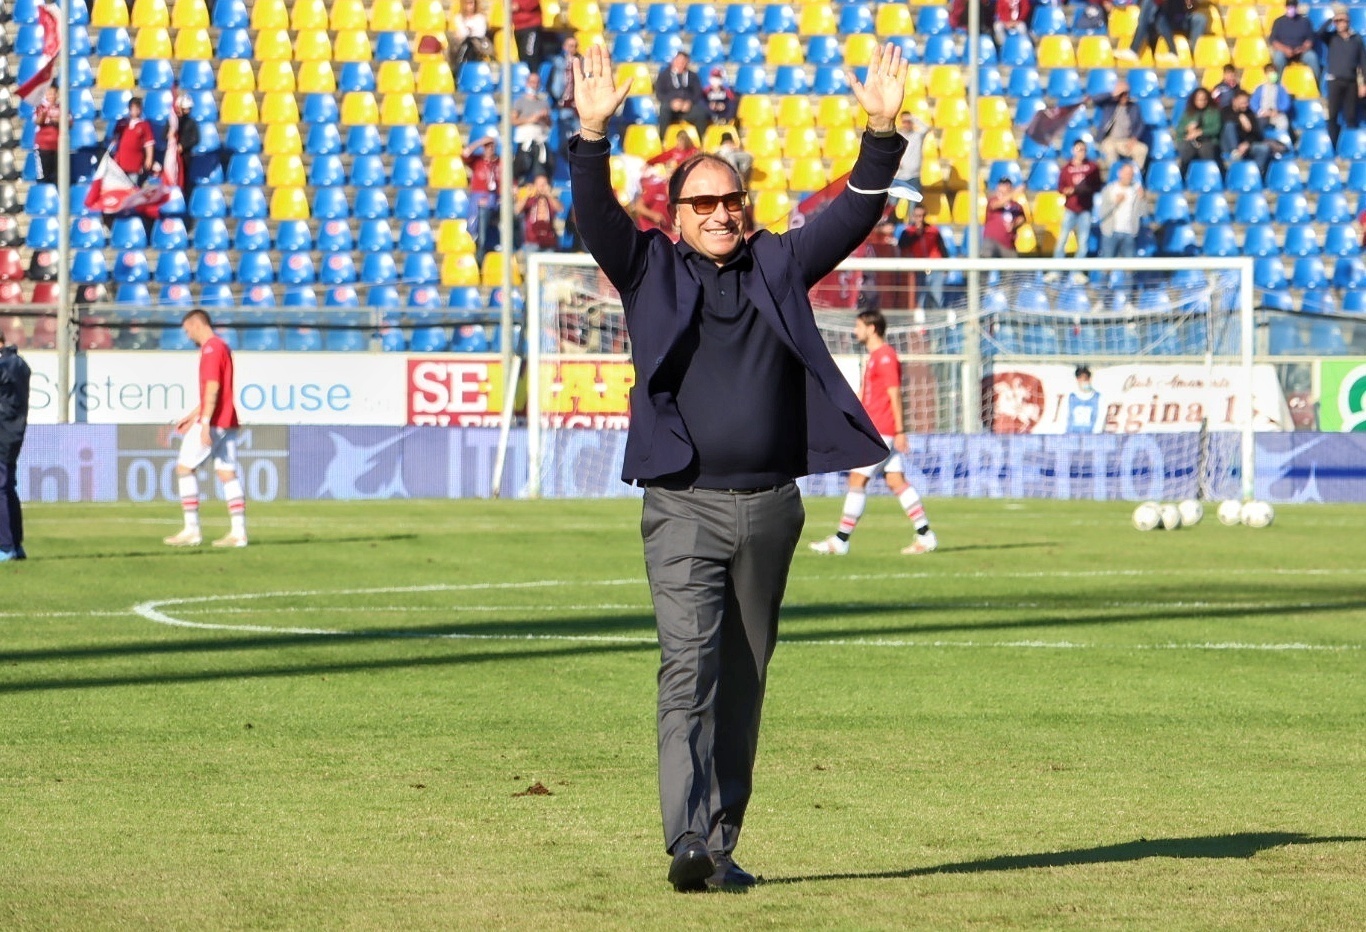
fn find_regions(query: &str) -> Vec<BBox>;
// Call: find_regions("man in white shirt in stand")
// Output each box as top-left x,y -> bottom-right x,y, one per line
1096,161 -> 1146,260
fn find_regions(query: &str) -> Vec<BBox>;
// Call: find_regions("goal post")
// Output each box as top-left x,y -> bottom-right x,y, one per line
523,253 -> 1261,502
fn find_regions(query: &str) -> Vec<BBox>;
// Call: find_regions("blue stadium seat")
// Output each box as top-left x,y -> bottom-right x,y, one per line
1193,193 -> 1230,224
1266,161 -> 1304,194
71,249 -> 108,283
1161,223 -> 1197,256
1164,69 -> 1197,100
922,34 -> 961,65
461,93 -> 499,127
386,126 -> 422,157
241,327 -> 283,351
806,35 -> 842,66
391,156 -> 426,188
191,218 -> 229,252
155,250 -> 193,284
361,252 -> 397,284
1184,160 -> 1222,194
1308,319 -> 1349,354
1284,223 -> 1321,257
611,32 -> 647,63
987,161 -> 1023,187
435,189 -> 470,220
1301,287 -> 1336,315
139,59 -> 175,91
234,251 -> 273,285
1253,257 -> 1288,289
1336,127 -> 1366,160
771,65 -> 808,95
1221,160 -> 1261,195
24,184 -> 59,217
1323,223 -> 1361,257
761,2 -> 796,32
195,250 -> 233,284
1297,128 -> 1334,161
1144,160 -> 1183,194
422,94 -> 459,124
317,219 -> 355,252
364,284 -> 400,310
1007,66 -> 1041,98
284,328 -> 323,352
379,327 -> 407,351
345,125 -> 384,156
267,220 -> 309,253
159,327 -> 198,351
732,65 -> 769,95
1275,192 -> 1311,224
354,189 -> 391,220
396,189 -> 431,220
408,285 -> 443,312
320,253 -> 358,285
326,285 -> 361,308
312,187 -> 350,220
1127,69 -> 1161,98
71,216 -> 107,248
1318,191 -> 1356,225
451,324 -> 491,353
1046,68 -> 1082,101
1152,192 -> 1190,224
403,253 -> 439,285
110,216 -> 147,250
358,219 -> 394,252
409,326 -> 450,352
338,62 -> 376,93
373,31 -> 410,61
1014,95 -> 1046,129
1234,192 -> 1271,224
1244,224 -> 1281,259
283,286 -> 319,307
112,250 -> 151,284
326,328 -> 368,352
213,0 -> 249,28
274,252 -> 314,286
606,2 -> 642,32
24,217 -> 58,250
650,32 -> 684,63
916,5 -> 950,34
1085,68 -> 1118,99
1291,256 -> 1328,289
223,124 -> 261,154
1266,317 -> 1302,355
398,219 -> 435,253
227,153 -> 265,186
96,27 -> 133,57
724,3 -> 758,33
179,60 -> 216,91
1344,290 -> 1366,313
115,283 -> 152,307
811,65 -> 849,95
1293,97 -> 1326,130
448,286 -> 484,311
307,123 -> 343,156
230,186 -> 267,219
1201,223 -> 1239,257
308,155 -> 346,187
1307,160 -> 1344,194
1333,256 -> 1366,289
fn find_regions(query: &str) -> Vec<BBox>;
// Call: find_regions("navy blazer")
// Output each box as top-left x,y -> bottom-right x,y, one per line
567,130 -> 906,484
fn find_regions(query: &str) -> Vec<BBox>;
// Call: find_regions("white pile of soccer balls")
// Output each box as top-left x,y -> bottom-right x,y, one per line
1132,499 -> 1275,531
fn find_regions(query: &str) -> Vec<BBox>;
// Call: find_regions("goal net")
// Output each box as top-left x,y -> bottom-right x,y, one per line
524,254 -> 1263,502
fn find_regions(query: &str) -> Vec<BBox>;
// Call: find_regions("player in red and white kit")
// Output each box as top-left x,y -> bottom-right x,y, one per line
810,309 -> 937,555
164,309 -> 248,548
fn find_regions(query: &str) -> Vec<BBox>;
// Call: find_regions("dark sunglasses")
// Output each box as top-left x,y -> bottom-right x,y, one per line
675,192 -> 748,214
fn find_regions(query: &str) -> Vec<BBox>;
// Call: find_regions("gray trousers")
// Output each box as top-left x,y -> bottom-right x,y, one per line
641,483 -> 805,856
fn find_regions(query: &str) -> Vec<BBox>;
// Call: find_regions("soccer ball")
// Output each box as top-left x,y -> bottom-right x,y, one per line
1158,503 -> 1183,530
1132,501 -> 1161,531
1241,500 -> 1275,528
1177,499 -> 1204,527
1217,500 -> 1244,526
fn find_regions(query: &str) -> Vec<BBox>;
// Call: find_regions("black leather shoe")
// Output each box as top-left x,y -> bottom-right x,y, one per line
667,837 -> 715,892
706,854 -> 758,891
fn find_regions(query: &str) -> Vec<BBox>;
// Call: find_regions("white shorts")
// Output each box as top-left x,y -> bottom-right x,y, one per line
851,436 -> 904,479
177,425 -> 240,473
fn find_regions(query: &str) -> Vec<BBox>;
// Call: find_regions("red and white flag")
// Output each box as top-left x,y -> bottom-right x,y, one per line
16,3 -> 65,106
85,153 -> 171,216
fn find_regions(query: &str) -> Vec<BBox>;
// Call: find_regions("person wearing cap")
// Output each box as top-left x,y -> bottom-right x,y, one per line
654,51 -> 709,143
1320,4 -> 1366,147
171,94 -> 200,225
703,66 -> 739,127
1269,0 -> 1320,76
569,41 -> 907,892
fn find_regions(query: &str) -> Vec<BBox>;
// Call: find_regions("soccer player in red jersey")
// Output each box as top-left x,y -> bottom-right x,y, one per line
811,309 -> 937,555
164,309 -> 248,548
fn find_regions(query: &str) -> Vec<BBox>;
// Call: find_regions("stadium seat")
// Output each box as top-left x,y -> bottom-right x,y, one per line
192,217 -> 229,251
1292,257 -> 1328,289
417,61 -> 455,96
1193,193 -> 1231,225
1201,223 -> 1239,257
113,250 -> 151,285
1253,257 -> 1288,289
1244,224 -> 1280,259
1184,160 -> 1222,194
194,250 -> 232,284
1283,223 -> 1321,258
1308,161 -> 1344,195
1323,224 -> 1361,258
1266,161 -> 1304,194
1234,192 -> 1271,224
1274,192 -> 1311,225
922,34 -> 961,66
1222,160 -> 1261,195
1145,161 -> 1183,194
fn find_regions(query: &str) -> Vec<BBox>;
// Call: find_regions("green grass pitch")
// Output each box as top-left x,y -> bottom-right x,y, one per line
2,497 -> 1364,929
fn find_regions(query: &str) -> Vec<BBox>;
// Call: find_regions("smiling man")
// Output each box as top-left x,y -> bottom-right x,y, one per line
568,43 -> 907,892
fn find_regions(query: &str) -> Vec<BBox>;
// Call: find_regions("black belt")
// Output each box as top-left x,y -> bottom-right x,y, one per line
641,480 -> 791,495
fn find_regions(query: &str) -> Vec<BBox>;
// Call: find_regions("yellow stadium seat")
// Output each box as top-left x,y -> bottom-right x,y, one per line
96,58 -> 135,91
904,96 -> 932,127
270,187 -> 310,220
1013,224 -> 1038,255
328,0 -> 367,29
133,27 -> 172,59
875,4 -> 913,37
822,126 -> 860,161
92,0 -> 130,27
1153,36 -> 1192,69
798,3 -> 837,36
425,124 -> 465,158
438,220 -> 477,255
844,34 -> 881,67
939,127 -> 973,161
219,92 -> 259,125
174,28 -> 212,60
789,158 -> 830,192
380,93 -> 420,125
290,0 -> 329,30
541,0 -> 561,29
830,154 -> 856,178
267,154 -> 306,187
919,192 -> 952,225
743,126 -> 783,159
442,253 -> 481,287
752,190 -> 793,229
978,96 -> 1011,130
411,0 -> 447,32
1076,35 -> 1115,69
480,251 -> 521,288
980,128 -> 1019,160
663,124 -> 700,149
1030,191 -> 1066,234
1109,5 -> 1139,41
431,158 -> 470,189
928,65 -> 965,100
749,158 -> 787,191
919,158 -> 948,194
256,60 -> 296,93
250,0 -> 288,29
1199,65 -> 1226,89
766,33 -> 805,66
783,126 -> 822,159
217,60 -> 255,92
170,0 -> 208,28
1280,62 -> 1319,99
702,122 -> 739,150
623,124 -> 663,160
254,30 -> 293,62
334,30 -> 373,63
935,97 -> 970,129
776,96 -> 815,129
903,66 -> 927,99
1222,6 -> 1264,39
1037,35 -> 1077,68
1193,36 -> 1232,69
567,0 -> 605,32
260,92 -> 301,125
263,123 -> 303,155
377,61 -> 416,95
341,92 -> 379,126
616,63 -> 655,95
294,29 -> 333,62
816,96 -> 857,130
298,62 -> 337,93
1233,35 -> 1272,71
131,0 -> 169,27
417,61 -> 456,95
736,95 -> 776,129
951,190 -> 982,226
370,0 -> 408,31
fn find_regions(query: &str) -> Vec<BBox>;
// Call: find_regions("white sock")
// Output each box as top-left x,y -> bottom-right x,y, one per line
178,474 -> 200,532
223,477 -> 246,537
898,485 -> 930,532
838,490 -> 867,537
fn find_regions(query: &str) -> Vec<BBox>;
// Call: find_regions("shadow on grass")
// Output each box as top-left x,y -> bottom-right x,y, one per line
764,832 -> 1366,884
32,534 -> 422,560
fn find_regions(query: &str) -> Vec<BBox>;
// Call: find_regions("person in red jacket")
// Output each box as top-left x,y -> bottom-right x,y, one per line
32,85 -> 64,183
994,0 -> 1032,49
1047,140 -> 1103,281
509,0 -> 547,76
112,96 -> 155,183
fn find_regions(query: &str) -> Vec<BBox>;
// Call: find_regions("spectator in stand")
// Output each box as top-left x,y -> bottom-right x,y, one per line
650,132 -> 699,171
33,85 -> 64,184
448,0 -> 493,71
1321,5 -> 1366,148
508,0 -> 548,77
463,136 -> 501,263
547,35 -> 582,148
1269,0 -> 1320,77
1186,0 -> 1213,51
112,96 -> 155,184
517,173 -> 563,252
1210,64 -> 1242,110
860,220 -> 907,311
714,132 -> 753,188
169,94 -> 200,229
703,67 -> 740,127
1093,80 -> 1149,168
891,112 -> 930,209
1176,87 -> 1223,174
993,0 -> 1030,51
629,163 -> 672,233
1250,64 -> 1294,137
1221,89 -> 1286,178
897,204 -> 948,309
1047,140 -> 1103,281
1074,0 -> 1111,34
1123,0 -> 1190,60
981,178 -> 1026,258
1096,161 -> 1146,259
654,52 -> 709,143
512,72 -> 554,184
949,0 -> 995,34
